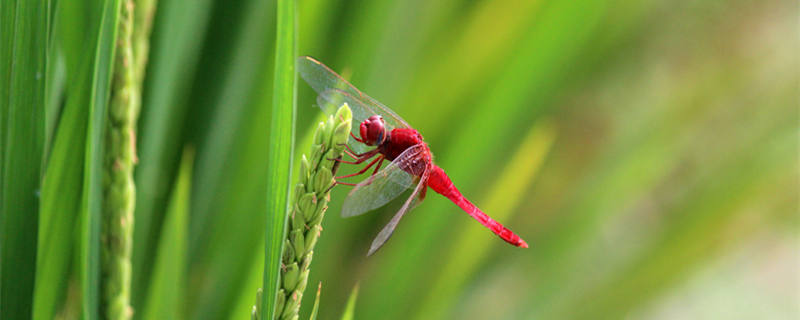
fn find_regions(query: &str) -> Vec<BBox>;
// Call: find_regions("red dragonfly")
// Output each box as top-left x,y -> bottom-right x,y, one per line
297,56 -> 528,255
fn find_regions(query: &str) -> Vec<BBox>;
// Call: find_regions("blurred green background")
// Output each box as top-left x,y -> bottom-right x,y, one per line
7,0 -> 797,319
140,0 -> 797,319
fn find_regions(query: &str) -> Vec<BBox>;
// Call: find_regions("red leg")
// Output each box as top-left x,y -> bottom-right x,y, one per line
325,179 -> 357,193
334,149 -> 379,165
371,157 -> 385,175
341,143 -> 357,155
341,146 -> 376,160
336,155 -> 383,179
346,157 -> 386,188
343,149 -> 359,160
350,132 -> 365,143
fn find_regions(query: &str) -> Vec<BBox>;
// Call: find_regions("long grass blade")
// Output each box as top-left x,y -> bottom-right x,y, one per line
141,148 -> 192,320
79,0 -> 121,318
132,0 -> 215,309
228,111 -> 324,320
34,1 -> 100,317
339,284 -> 359,320
181,0 -> 277,317
261,0 -> 297,318
308,282 -> 321,320
33,58 -> 89,320
0,1 -> 49,318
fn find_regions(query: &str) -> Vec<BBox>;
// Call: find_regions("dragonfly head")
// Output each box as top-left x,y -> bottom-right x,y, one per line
360,115 -> 387,146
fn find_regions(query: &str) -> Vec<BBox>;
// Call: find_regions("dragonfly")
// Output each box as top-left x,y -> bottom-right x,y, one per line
297,56 -> 528,255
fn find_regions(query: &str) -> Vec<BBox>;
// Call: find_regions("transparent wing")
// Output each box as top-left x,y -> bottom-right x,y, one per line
367,165 -> 430,256
315,90 -> 386,153
298,56 -> 411,131
340,144 -> 427,218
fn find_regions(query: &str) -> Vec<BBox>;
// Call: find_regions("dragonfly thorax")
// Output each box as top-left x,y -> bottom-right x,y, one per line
360,115 -> 387,146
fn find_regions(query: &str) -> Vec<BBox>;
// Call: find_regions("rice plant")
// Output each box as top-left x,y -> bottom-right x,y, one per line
1,0 -> 795,319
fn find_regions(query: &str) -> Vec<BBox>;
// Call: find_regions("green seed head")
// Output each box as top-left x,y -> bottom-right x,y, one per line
266,104 -> 352,320
290,205 -> 304,231
310,205 -> 326,226
313,167 -> 333,192
282,239 -> 294,265
295,269 -> 310,294
297,193 -> 316,221
291,229 -> 305,258
321,116 -> 335,147
304,225 -> 322,251
313,121 -> 325,145
281,292 -> 301,319
299,155 -> 310,183
275,289 -> 286,317
282,263 -> 299,292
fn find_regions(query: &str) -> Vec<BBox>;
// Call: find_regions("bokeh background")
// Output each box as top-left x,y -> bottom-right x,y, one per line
130,0 -> 797,319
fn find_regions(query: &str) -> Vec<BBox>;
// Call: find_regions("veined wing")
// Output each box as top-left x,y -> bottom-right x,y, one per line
298,56 -> 410,130
313,90 -> 384,153
341,144 -> 427,218
367,162 -> 430,256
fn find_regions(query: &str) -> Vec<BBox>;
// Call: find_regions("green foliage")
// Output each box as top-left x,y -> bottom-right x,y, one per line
141,148 -> 192,320
101,1 -> 137,318
340,284 -> 358,320
272,105 -> 352,320
308,282 -> 321,320
131,0 -> 215,309
261,0 -> 298,318
34,1 -> 95,317
3,0 -> 795,319
0,1 -> 49,318
79,0 -> 122,318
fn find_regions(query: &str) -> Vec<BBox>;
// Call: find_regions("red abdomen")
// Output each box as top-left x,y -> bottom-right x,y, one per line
427,166 -> 528,248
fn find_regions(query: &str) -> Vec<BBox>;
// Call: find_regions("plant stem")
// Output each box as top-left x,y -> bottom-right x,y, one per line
261,0 -> 298,317
102,0 -> 156,318
133,0 -> 157,86
254,104 -> 352,320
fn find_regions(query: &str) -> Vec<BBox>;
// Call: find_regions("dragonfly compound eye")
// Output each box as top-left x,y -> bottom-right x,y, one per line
360,115 -> 386,145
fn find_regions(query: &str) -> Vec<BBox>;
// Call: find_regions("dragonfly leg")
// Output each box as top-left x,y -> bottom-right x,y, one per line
338,142 -> 356,154
341,147 -> 377,161
350,131 -> 365,143
371,156 -> 385,175
333,149 -> 379,165
342,148 -> 359,160
338,143 -> 354,155
343,157 -> 386,189
326,180 -> 358,194
335,155 -> 382,179
324,179 -> 354,193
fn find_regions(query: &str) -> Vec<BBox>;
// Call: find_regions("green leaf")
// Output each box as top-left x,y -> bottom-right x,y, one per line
308,282 -> 321,320
34,1 -> 99,318
0,1 -> 49,318
340,284 -> 358,320
78,0 -> 121,318
178,0 -> 278,317
132,0 -> 215,309
33,57 -> 89,320
141,148 -> 192,320
261,0 -> 297,318
228,112 -> 324,320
